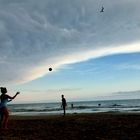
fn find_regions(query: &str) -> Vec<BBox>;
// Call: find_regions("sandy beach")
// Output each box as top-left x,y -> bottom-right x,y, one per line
0,113 -> 140,140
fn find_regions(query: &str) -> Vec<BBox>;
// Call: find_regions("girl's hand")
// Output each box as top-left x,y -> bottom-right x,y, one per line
8,99 -> 12,102
16,92 -> 20,95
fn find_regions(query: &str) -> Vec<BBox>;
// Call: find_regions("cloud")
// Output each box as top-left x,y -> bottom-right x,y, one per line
94,89 -> 140,100
114,90 -> 140,95
0,0 -> 140,85
112,90 -> 140,99
116,63 -> 140,71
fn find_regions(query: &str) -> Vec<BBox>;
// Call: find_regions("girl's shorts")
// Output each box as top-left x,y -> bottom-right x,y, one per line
0,107 -> 9,116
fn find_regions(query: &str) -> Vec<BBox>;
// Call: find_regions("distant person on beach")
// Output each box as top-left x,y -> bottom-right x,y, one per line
61,95 -> 67,116
0,87 -> 20,129
71,103 -> 74,108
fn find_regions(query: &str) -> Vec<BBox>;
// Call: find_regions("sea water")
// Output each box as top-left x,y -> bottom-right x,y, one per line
8,99 -> 140,116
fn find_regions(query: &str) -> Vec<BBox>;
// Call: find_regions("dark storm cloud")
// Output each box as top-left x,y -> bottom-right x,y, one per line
0,0 -> 140,84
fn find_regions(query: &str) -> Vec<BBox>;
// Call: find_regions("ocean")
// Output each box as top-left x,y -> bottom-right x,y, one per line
8,99 -> 140,116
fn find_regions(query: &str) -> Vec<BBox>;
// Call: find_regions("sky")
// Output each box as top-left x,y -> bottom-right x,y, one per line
0,0 -> 140,103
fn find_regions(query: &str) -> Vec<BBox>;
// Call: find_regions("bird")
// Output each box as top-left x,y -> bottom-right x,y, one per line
100,6 -> 104,12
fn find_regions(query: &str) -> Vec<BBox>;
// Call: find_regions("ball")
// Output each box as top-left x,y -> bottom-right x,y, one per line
49,68 -> 52,71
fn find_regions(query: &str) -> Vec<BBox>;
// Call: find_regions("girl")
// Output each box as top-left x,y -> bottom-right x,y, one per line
0,87 -> 20,129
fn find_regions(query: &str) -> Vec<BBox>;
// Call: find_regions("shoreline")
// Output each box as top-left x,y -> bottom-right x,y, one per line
10,111 -> 140,118
9,112 -> 140,122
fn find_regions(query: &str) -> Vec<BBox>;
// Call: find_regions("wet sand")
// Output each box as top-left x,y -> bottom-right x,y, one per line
0,113 -> 140,140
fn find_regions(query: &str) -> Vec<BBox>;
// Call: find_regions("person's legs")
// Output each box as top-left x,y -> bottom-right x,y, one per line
0,115 -> 4,128
3,108 -> 9,129
63,106 -> 66,116
0,108 -> 4,128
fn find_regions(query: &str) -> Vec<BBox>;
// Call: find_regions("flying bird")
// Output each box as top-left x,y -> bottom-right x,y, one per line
100,6 -> 104,12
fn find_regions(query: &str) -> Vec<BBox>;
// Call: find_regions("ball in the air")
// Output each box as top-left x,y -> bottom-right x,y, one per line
49,68 -> 52,71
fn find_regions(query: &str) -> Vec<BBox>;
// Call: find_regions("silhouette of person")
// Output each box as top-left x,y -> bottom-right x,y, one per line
100,6 -> 104,12
61,95 -> 67,116
71,103 -> 74,108
0,87 -> 20,129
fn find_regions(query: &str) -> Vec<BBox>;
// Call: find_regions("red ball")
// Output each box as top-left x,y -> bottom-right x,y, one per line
49,68 -> 52,71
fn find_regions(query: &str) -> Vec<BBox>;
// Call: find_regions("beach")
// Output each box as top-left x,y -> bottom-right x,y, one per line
0,113 -> 140,140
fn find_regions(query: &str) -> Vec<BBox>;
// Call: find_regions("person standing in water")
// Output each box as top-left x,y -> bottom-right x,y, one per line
61,95 -> 67,116
0,87 -> 20,129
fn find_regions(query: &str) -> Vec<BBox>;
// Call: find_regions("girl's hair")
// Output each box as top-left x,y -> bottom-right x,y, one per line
0,87 -> 7,94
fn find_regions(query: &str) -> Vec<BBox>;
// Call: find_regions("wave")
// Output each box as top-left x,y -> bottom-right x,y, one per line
8,99 -> 140,114
9,105 -> 140,113
10,108 -> 62,112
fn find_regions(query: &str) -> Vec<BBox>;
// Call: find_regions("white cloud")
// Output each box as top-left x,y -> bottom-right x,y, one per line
0,0 -> 140,85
